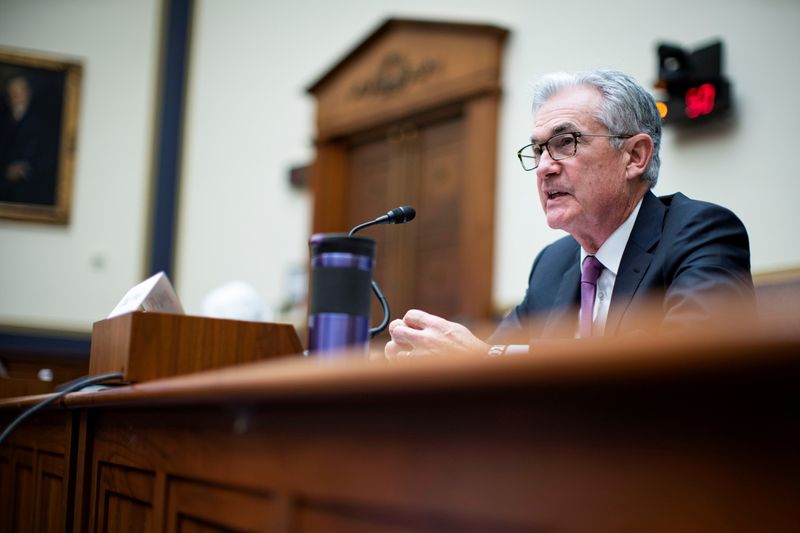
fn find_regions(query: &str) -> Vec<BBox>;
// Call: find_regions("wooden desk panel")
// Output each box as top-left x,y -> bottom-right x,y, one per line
0,409 -> 75,533
75,385 -> 798,532
1,328 -> 799,532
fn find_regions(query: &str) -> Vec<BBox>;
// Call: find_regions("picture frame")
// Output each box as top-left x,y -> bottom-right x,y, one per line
0,48 -> 82,224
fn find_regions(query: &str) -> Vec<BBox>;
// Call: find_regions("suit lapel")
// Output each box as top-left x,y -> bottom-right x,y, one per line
543,248 -> 581,338
605,191 -> 665,335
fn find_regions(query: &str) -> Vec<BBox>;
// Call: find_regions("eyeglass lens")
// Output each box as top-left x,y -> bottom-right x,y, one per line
520,133 -> 577,170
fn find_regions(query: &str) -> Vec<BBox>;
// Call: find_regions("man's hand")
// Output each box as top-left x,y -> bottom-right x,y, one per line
5,161 -> 30,182
385,309 -> 490,359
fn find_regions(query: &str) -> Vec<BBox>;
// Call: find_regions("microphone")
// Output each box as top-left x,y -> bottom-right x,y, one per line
349,206 -> 416,237
349,206 -> 417,337
381,206 -> 416,224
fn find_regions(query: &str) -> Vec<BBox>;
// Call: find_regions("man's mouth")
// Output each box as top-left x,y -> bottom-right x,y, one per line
547,191 -> 569,200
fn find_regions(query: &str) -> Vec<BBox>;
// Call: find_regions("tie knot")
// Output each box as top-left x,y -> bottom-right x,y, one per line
581,255 -> 604,284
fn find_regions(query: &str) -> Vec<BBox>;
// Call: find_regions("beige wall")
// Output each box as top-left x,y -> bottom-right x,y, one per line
1,0 -> 798,332
495,0 -> 800,305
0,0 -> 162,331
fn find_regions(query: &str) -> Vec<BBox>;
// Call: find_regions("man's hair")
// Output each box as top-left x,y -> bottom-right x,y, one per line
532,69 -> 662,187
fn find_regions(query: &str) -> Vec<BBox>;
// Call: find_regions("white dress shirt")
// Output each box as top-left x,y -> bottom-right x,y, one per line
579,198 -> 643,335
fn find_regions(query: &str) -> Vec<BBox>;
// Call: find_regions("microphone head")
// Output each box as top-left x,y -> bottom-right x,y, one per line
386,206 -> 416,224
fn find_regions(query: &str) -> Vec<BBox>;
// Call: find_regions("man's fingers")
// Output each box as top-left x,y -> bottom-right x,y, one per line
389,323 -> 426,346
386,310 -> 464,360
385,340 -> 400,359
403,309 -> 445,331
385,340 -> 414,360
388,318 -> 405,336
387,318 -> 422,360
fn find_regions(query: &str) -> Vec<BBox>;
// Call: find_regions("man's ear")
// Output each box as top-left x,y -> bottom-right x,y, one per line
625,133 -> 654,180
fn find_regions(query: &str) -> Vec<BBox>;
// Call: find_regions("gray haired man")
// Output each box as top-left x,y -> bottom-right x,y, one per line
386,69 -> 754,358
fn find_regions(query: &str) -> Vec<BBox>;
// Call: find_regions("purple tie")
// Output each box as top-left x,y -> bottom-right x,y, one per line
580,255 -> 604,338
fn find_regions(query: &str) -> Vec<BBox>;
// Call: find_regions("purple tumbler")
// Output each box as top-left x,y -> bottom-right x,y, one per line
307,234 -> 376,356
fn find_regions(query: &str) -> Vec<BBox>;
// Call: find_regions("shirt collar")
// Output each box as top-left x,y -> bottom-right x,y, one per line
580,197 -> 644,276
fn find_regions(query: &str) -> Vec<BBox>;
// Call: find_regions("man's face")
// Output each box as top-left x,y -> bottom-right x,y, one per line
532,86 -> 632,250
6,78 -> 31,110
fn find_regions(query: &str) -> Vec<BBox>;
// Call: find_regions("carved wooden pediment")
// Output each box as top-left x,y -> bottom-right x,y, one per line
308,19 -> 507,139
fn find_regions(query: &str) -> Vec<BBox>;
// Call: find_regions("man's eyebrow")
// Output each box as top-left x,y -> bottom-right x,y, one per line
531,122 -> 576,143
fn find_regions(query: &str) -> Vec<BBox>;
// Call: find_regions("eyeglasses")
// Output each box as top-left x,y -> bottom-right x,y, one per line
517,131 -> 633,171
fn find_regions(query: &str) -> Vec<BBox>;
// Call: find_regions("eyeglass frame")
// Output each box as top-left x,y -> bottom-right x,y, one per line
516,131 -> 634,171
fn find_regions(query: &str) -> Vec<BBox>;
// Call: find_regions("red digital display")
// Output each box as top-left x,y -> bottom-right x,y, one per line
685,83 -> 716,119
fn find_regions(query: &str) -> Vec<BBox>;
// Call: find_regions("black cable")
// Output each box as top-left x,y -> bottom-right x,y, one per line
369,279 -> 390,338
0,372 -> 124,446
349,222 -> 391,337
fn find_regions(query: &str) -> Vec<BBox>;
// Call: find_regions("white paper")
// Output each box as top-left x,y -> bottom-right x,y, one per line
107,271 -> 185,318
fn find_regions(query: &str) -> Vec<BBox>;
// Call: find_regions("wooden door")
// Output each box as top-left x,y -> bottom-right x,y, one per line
346,112 -> 466,333
309,19 -> 508,333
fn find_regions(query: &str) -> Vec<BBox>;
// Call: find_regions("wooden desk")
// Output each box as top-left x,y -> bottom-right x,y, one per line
2,329 -> 799,532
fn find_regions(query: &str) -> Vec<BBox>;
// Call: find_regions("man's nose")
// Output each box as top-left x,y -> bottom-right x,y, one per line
536,150 -> 560,179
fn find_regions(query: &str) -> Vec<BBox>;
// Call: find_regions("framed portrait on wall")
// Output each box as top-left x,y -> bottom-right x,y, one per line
0,48 -> 82,224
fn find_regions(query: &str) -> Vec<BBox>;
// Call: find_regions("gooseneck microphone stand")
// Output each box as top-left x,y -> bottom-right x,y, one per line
348,206 -> 416,338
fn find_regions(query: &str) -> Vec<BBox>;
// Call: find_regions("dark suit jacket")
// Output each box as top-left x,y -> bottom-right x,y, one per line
0,107 -> 58,205
491,191 -> 755,343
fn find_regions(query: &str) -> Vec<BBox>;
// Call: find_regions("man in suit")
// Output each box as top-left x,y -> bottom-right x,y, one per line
0,74 -> 58,205
385,69 -> 754,358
